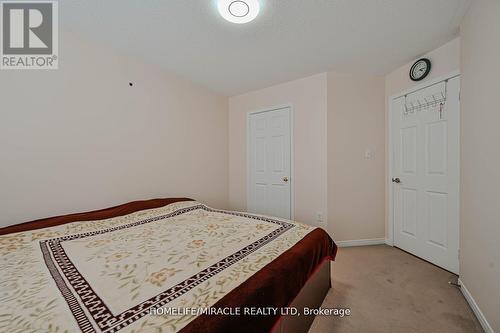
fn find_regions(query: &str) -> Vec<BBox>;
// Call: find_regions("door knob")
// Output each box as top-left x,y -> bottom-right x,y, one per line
392,177 -> 401,184
283,176 -> 289,182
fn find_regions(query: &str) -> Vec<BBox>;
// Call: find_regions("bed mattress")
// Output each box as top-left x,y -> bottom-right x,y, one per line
0,198 -> 336,333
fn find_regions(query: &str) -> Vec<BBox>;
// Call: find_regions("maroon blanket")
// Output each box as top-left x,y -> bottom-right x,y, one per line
0,198 -> 337,333
181,228 -> 336,333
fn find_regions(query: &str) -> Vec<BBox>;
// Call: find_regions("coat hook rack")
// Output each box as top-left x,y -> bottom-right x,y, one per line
404,80 -> 448,115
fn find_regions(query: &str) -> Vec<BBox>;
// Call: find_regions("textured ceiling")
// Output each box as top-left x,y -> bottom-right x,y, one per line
61,0 -> 470,95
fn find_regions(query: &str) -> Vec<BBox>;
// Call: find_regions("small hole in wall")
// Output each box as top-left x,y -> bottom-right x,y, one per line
129,82 -> 133,87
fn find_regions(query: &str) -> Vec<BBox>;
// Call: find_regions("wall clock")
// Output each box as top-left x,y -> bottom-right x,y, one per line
409,58 -> 431,81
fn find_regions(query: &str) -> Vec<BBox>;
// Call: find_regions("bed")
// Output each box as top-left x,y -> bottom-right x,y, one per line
0,198 -> 336,333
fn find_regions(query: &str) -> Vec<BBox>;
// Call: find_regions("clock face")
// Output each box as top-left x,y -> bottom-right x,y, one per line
410,58 -> 431,81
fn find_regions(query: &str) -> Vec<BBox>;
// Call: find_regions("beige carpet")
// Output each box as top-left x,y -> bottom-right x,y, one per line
309,245 -> 483,333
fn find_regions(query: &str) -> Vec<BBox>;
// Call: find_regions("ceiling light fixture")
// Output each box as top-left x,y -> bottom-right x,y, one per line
218,0 -> 260,24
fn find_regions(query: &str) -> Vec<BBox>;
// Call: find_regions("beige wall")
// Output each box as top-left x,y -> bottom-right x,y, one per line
228,71 -> 386,242
460,1 -> 500,330
385,37 -> 460,97
0,31 -> 228,227
327,72 -> 386,241
228,73 -> 328,227
383,14 -> 499,330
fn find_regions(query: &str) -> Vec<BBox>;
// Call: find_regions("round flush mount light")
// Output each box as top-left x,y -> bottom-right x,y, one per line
218,0 -> 260,24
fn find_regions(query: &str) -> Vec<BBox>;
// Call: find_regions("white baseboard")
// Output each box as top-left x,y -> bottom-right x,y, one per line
335,238 -> 386,248
458,278 -> 494,333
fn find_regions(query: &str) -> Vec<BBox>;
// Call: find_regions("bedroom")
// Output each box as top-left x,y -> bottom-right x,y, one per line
0,1 -> 498,332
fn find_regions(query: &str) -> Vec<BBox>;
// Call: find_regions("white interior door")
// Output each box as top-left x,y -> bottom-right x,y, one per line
392,77 -> 460,274
248,107 -> 291,219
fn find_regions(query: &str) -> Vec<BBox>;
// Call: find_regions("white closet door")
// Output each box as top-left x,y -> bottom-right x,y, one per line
248,107 -> 291,219
392,77 -> 460,274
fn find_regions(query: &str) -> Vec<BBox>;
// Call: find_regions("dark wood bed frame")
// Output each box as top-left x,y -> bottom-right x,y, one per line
0,197 -> 332,333
272,260 -> 331,333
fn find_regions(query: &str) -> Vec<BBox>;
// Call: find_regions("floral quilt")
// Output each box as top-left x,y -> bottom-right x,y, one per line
0,201 -> 316,333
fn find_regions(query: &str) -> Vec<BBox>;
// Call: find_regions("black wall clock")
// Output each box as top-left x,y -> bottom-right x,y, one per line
409,58 -> 431,81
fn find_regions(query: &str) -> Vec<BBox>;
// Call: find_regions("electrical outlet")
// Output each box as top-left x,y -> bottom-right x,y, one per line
316,212 -> 323,223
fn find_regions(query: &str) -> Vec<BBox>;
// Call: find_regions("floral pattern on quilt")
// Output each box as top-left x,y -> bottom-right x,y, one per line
0,201 -> 316,333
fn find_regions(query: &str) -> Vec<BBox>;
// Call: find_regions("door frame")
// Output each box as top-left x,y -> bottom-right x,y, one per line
387,70 -> 460,247
246,104 -> 295,220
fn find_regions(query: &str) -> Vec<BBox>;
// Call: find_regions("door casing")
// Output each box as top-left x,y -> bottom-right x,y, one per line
246,105 -> 294,220
387,70 -> 461,270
